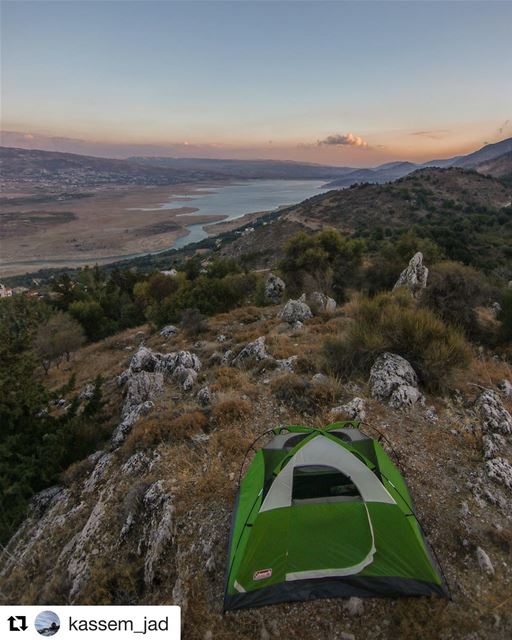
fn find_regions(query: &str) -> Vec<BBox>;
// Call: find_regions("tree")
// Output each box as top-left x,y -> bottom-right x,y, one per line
34,312 -> 85,372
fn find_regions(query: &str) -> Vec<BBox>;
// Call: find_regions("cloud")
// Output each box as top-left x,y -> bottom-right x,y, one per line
410,129 -> 450,139
317,132 -> 368,147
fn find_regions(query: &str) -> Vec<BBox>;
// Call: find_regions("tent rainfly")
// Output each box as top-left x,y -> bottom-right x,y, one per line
224,423 -> 448,610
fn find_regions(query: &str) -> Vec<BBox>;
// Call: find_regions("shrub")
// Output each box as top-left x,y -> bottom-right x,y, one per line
323,291 -> 471,390
420,261 -> 492,339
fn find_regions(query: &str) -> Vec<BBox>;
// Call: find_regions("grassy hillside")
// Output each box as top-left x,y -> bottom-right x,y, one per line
224,168 -> 512,273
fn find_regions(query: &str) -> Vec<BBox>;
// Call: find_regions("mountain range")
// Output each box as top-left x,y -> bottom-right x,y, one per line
1,137 -> 511,190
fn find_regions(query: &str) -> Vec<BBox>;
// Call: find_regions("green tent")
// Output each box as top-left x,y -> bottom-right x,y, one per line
224,422 -> 447,610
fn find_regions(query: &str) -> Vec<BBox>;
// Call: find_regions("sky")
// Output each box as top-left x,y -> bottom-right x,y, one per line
1,0 -> 511,166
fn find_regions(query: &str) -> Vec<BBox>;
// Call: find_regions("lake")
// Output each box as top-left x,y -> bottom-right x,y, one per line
146,179 -> 328,250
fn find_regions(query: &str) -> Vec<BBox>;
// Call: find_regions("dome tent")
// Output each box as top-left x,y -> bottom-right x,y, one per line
224,422 -> 448,611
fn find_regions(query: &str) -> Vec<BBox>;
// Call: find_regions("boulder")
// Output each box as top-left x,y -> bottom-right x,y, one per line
279,294 -> 313,324
232,336 -> 268,366
311,373 -> 329,385
307,291 -> 337,315
393,252 -> 428,296
160,325 -> 178,339
369,352 -> 425,410
265,272 -> 286,304
130,345 -> 158,373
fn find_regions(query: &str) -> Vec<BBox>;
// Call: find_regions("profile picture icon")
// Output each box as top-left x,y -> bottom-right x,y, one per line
35,611 -> 60,636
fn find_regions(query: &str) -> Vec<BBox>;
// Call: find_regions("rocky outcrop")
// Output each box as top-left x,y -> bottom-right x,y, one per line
265,272 -> 285,304
474,389 -> 512,436
472,389 -> 512,511
122,371 -> 164,418
279,294 -> 313,324
369,352 -> 425,410
393,252 -> 428,296
307,291 -> 337,315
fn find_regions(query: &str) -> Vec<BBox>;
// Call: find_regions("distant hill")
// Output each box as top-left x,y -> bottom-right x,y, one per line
222,167 -> 512,272
0,146 -> 228,189
128,156 -> 355,180
452,137 -> 512,169
324,138 -> 512,188
476,150 -> 512,181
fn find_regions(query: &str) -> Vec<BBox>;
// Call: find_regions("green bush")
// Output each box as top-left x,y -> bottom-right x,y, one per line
420,261 -> 492,340
323,291 -> 471,390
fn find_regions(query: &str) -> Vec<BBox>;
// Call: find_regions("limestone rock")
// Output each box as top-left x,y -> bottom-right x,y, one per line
160,325 -> 178,339
232,336 -> 268,366
497,379 -> 512,398
279,294 -> 313,324
331,397 -> 366,421
393,251 -> 428,295
130,345 -> 158,373
474,389 -> 512,435
276,356 -> 298,373
78,383 -> 95,402
112,400 -> 155,447
265,272 -> 286,304
140,481 -> 175,587
311,373 -> 329,385
307,291 -> 337,315
485,458 -> 512,491
123,371 -> 164,418
197,386 -> 211,406
369,352 -> 425,410
482,433 -> 507,460
476,546 -> 494,576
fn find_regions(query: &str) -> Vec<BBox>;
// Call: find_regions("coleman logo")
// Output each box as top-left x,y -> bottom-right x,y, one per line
253,568 -> 272,581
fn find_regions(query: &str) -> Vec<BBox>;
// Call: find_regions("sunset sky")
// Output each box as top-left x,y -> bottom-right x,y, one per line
1,0 -> 511,166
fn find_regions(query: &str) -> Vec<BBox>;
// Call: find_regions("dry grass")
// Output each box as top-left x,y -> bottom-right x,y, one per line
122,408 -> 209,455
271,372 -> 341,414
212,395 -> 252,428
